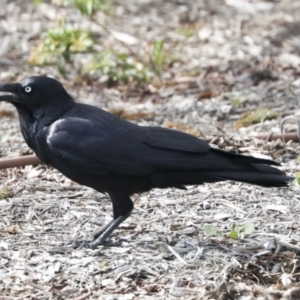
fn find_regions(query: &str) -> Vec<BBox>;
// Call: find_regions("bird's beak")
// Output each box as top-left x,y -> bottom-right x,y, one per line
0,83 -> 20,103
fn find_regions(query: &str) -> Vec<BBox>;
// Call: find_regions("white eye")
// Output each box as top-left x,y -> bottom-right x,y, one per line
25,86 -> 32,93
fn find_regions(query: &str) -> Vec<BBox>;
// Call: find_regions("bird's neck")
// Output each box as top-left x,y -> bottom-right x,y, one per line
13,104 -> 38,150
14,101 -> 74,142
31,102 -> 75,126
13,96 -> 75,123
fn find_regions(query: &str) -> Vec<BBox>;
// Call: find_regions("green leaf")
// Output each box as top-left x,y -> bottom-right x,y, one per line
33,0 -> 42,5
241,223 -> 255,235
228,224 -> 239,239
228,231 -> 239,239
203,224 -> 220,236
296,172 -> 300,185
57,56 -> 66,75
29,23 -> 94,73
73,0 -> 111,17
99,261 -> 106,268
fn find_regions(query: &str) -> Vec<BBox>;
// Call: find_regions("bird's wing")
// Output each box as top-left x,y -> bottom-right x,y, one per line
144,126 -> 209,153
46,117 -> 211,176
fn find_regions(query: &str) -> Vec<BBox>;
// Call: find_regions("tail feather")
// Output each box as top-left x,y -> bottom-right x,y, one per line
152,170 -> 293,188
206,171 -> 293,187
205,149 -> 293,187
211,148 -> 281,166
149,149 -> 294,188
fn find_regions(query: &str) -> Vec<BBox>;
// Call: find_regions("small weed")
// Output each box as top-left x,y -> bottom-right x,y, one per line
231,98 -> 243,107
176,27 -> 195,38
85,40 -> 169,84
226,91 -> 256,107
186,69 -> 202,77
0,186 -> 14,199
175,23 -> 202,38
203,223 -> 255,239
203,224 -> 221,236
228,224 -> 239,239
72,0 -> 111,17
33,0 -> 42,5
85,51 -> 149,84
230,223 -> 255,239
234,108 -> 279,130
99,261 -> 106,268
297,172 -> 300,185
35,0 -> 110,15
29,19 -> 94,74
148,40 -> 165,76
31,1 -> 170,84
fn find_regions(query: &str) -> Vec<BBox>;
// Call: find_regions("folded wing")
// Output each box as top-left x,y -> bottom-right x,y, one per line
46,116 -> 213,176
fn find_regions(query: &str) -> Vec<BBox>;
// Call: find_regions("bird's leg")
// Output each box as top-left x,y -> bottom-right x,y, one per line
67,192 -> 133,249
90,210 -> 132,248
92,202 -> 118,240
65,216 -> 116,248
90,192 -> 133,248
92,218 -> 115,240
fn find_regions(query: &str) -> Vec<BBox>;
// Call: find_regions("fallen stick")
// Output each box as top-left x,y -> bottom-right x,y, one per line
252,132 -> 299,143
0,155 -> 42,170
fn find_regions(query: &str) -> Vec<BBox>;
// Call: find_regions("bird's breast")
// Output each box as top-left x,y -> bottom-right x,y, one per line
19,114 -> 38,149
18,114 -> 50,163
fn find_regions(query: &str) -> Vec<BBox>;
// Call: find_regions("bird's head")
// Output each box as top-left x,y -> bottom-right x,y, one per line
0,76 -> 74,112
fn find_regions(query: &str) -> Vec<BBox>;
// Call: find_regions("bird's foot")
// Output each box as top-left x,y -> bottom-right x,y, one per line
66,237 -> 122,249
66,239 -> 94,249
66,213 -> 132,249
90,234 -> 109,248
92,219 -> 115,240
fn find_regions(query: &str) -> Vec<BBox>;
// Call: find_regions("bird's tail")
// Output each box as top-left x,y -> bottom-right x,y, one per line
150,148 -> 294,188
203,149 -> 293,187
205,165 -> 292,187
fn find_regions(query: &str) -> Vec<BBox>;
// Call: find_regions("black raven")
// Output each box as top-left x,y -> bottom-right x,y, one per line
0,76 -> 293,248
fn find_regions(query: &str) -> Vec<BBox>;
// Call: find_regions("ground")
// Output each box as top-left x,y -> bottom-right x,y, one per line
0,0 -> 300,299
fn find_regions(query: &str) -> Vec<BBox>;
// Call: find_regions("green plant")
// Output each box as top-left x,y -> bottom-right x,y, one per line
33,0 -> 42,5
203,224 -> 221,236
85,51 -> 149,84
175,27 -> 195,38
33,0 -> 110,14
85,40 -> 169,84
227,224 -> 239,239
203,223 -> 255,239
72,0 -> 111,17
297,172 -> 300,185
29,20 -> 94,74
30,0 -> 170,83
148,40 -> 165,76
234,108 -> 279,130
0,186 -> 14,199
231,98 -> 243,107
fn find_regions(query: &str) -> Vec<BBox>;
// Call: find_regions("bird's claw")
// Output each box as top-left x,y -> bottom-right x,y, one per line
66,235 -> 109,249
66,235 -> 123,249
90,235 -> 108,248
66,240 -> 95,249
